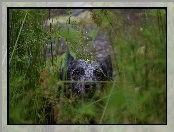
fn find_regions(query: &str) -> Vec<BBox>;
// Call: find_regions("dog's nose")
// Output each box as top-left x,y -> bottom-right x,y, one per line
85,84 -> 90,89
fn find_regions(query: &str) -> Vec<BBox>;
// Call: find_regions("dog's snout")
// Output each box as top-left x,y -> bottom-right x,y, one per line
85,84 -> 90,89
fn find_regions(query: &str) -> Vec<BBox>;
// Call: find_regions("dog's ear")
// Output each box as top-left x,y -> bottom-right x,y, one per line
100,56 -> 113,80
67,52 -> 75,64
60,53 -> 75,80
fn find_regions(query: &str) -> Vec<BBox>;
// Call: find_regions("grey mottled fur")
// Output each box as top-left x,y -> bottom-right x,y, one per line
60,53 -> 113,96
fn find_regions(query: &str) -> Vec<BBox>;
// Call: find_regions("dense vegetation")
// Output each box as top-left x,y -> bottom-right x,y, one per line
9,9 -> 166,124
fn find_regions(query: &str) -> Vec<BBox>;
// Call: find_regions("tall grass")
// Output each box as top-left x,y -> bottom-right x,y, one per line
9,9 -> 49,124
9,9 -> 166,124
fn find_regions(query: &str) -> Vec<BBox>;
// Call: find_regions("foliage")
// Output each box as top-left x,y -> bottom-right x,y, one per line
9,9 -> 166,124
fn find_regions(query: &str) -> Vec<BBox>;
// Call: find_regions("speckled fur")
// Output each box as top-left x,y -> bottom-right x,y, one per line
60,53 -> 113,96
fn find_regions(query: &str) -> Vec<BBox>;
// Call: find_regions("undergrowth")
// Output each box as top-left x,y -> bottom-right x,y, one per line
9,9 -> 166,124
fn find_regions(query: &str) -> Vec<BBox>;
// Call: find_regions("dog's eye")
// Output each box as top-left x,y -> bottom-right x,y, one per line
94,70 -> 104,79
73,68 -> 84,76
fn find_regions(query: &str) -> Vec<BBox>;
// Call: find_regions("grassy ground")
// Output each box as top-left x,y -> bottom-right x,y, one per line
9,9 -> 166,124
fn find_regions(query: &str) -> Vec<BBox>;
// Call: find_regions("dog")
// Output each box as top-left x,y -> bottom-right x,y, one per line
59,52 -> 113,98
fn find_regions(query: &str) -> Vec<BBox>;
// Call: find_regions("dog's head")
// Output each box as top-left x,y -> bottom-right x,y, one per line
60,53 -> 113,96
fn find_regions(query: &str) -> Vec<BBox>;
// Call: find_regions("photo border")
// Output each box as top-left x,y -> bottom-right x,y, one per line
2,2 -> 172,132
